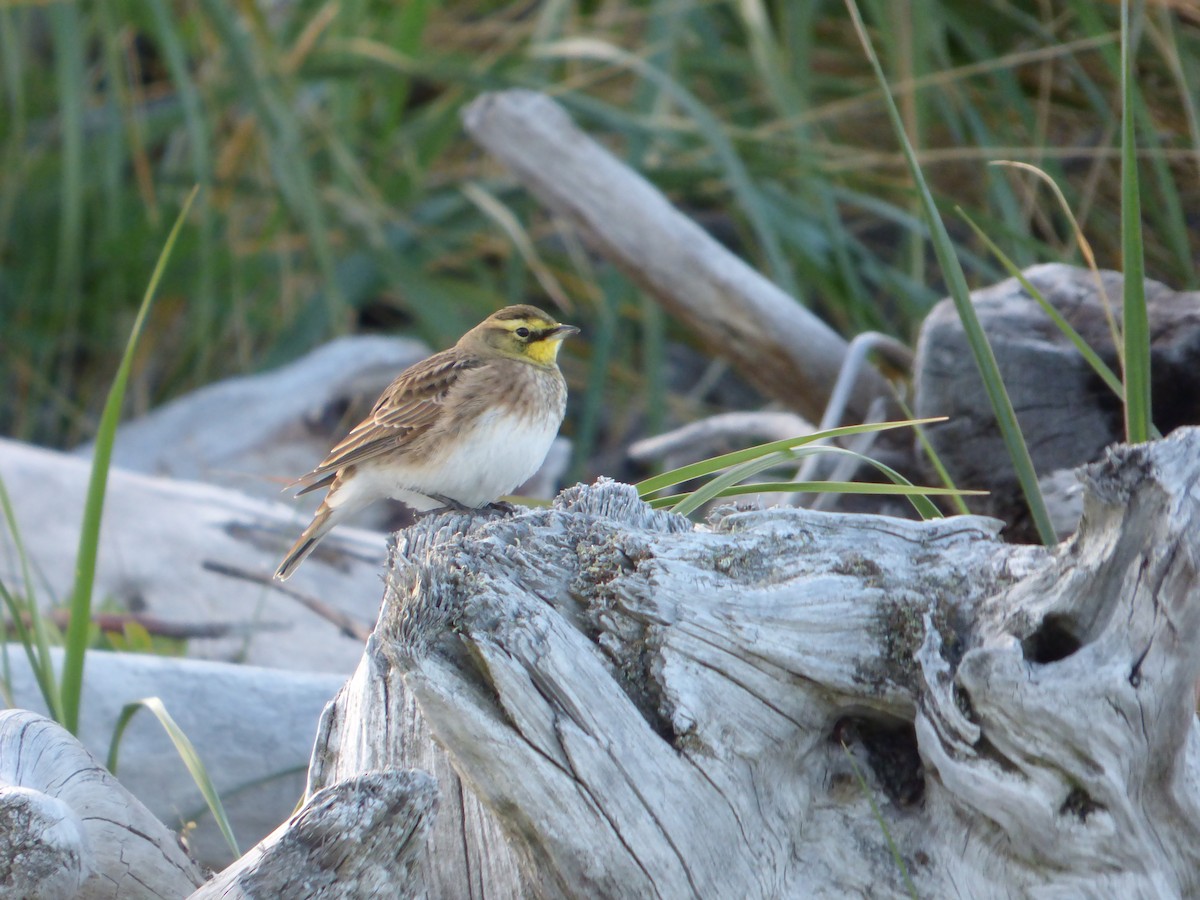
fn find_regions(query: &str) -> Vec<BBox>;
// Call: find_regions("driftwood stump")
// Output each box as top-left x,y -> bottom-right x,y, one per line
276,427 -> 1200,898
914,263 -> 1200,540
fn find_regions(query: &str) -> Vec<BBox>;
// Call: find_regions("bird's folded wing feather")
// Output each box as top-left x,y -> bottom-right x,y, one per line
293,349 -> 482,491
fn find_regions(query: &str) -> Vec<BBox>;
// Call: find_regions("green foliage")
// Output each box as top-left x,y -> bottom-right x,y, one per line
0,477 -> 64,722
109,696 -> 241,858
1118,0 -> 1152,443
959,205 -> 1125,401
61,187 -> 197,735
1,195 -> 233,863
637,419 -> 984,518
845,0 -> 1057,545
3,2 -> 1195,469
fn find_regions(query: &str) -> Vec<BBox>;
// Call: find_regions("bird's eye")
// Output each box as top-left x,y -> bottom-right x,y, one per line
515,327 -> 531,338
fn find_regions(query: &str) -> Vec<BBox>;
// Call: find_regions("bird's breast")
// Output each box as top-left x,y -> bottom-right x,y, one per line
420,404 -> 564,507
375,364 -> 567,508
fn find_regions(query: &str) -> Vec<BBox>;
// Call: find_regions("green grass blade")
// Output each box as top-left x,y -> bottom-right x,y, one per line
61,187 -> 199,735
896,395 -> 971,517
636,418 -> 945,497
958,208 -> 1124,400
50,4 -> 85,335
665,445 -> 960,519
652,480 -> 981,510
0,476 -> 63,721
843,0 -> 1056,546
840,740 -> 919,899
1120,0 -> 1151,443
0,580 -> 59,718
108,697 -> 240,857
668,449 -> 815,517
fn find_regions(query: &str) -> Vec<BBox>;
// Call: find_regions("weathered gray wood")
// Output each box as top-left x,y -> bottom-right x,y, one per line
193,771 -> 437,899
303,426 -> 1200,897
0,709 -> 204,899
0,437 -> 384,672
307,632 -> 539,898
3,648 -> 344,871
462,89 -> 891,424
914,262 -> 1200,539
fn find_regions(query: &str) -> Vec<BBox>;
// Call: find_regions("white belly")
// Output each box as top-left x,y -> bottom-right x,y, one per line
360,408 -> 561,510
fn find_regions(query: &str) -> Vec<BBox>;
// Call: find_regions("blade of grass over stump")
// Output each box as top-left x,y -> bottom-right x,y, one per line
843,0 -> 1056,547
1120,0 -> 1152,443
108,696 -> 240,858
891,393 -> 971,516
841,740 -> 919,900
61,187 -> 199,736
664,444 -> 972,518
635,418 -> 945,498
987,160 -> 1122,362
654,481 -> 983,512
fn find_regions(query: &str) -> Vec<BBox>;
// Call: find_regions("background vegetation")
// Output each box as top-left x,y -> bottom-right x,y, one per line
3,0 -> 1198,481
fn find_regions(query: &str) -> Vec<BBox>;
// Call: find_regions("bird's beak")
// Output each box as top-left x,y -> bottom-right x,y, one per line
547,323 -> 580,340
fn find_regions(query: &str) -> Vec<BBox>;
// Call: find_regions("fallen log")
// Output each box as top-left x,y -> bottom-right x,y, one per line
462,89 -> 892,424
0,709 -> 204,899
2,649 -> 344,871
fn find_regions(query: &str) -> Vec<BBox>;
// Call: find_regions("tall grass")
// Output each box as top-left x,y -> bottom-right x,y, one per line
61,187 -> 198,735
1,189 -> 240,858
1,2 -> 1194,473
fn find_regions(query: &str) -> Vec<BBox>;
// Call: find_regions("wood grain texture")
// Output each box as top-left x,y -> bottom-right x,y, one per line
297,426 -> 1200,896
0,709 -> 204,899
194,771 -> 437,899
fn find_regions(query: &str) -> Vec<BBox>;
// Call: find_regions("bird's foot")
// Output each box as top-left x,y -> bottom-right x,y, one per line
420,493 -> 472,514
412,496 -> 519,519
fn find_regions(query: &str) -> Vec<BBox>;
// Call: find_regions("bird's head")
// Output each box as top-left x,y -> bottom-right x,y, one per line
466,305 -> 580,368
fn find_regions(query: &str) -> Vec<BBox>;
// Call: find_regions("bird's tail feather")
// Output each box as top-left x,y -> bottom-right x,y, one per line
275,505 -> 338,581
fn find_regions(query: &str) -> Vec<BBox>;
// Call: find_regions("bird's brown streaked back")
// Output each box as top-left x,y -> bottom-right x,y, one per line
295,351 -> 485,487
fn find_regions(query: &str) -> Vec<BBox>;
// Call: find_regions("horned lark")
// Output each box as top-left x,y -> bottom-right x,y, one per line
275,305 -> 578,581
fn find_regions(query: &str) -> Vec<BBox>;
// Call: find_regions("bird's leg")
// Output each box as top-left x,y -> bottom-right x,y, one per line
429,493 -> 475,513
412,494 -> 518,519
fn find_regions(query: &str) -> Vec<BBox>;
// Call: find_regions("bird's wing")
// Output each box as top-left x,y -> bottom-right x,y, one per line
295,349 -> 483,486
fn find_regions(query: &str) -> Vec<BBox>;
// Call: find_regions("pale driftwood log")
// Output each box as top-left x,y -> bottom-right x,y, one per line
462,89 -> 892,424
3,648 -> 344,871
193,771 -> 437,899
0,709 -> 203,899
626,410 -> 813,468
0,437 -> 384,672
914,262 -> 1200,540
297,426 -> 1200,898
